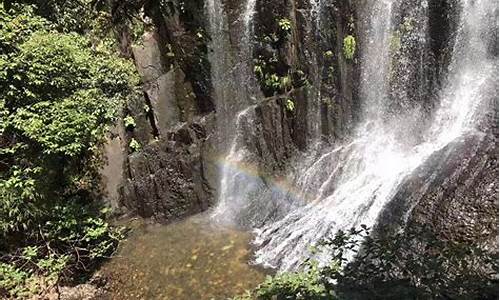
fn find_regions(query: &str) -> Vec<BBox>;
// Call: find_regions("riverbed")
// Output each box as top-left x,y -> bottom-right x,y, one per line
100,215 -> 266,299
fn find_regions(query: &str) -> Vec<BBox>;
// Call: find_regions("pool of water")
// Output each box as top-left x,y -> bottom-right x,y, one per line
101,214 -> 266,299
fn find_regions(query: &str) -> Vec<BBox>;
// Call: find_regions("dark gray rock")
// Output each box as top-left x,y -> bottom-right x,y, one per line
132,31 -> 167,83
378,132 -> 498,247
120,116 -> 216,223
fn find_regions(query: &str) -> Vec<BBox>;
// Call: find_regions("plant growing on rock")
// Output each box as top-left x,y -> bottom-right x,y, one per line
323,50 -> 334,59
280,74 -> 292,91
278,18 -> 292,34
129,138 -> 141,152
285,98 -> 295,112
343,35 -> 356,60
124,115 -> 137,130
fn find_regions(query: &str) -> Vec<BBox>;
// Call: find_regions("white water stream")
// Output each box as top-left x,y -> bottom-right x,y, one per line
209,0 -> 498,271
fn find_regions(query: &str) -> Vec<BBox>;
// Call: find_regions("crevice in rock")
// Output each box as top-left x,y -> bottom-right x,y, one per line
143,91 -> 160,138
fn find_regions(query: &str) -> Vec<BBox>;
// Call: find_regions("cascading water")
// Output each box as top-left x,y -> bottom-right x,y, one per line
253,0 -> 498,271
206,0 -> 256,141
428,0 -> 498,142
209,0 -> 498,272
243,0 -> 257,42
210,0 -> 281,227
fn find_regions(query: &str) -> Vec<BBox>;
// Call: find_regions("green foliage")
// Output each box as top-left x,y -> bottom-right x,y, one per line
322,226 -> 499,299
129,138 -> 141,152
6,0 -> 96,33
255,263 -> 332,300
0,262 -> 32,298
0,4 -> 49,53
254,64 -> 264,78
232,262 -> 335,300
280,75 -> 292,91
253,18 -> 291,96
278,18 -> 292,33
343,35 -> 356,60
323,50 -> 334,59
253,15 -> 309,97
285,99 -> 295,112
253,55 -> 302,97
0,3 -> 136,298
124,115 -> 137,130
0,203 -> 124,298
234,225 -> 498,300
0,167 -> 41,234
265,73 -> 281,91
10,89 -> 116,156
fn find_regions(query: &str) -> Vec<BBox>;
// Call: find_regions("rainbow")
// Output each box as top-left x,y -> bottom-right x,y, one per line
213,155 -> 317,204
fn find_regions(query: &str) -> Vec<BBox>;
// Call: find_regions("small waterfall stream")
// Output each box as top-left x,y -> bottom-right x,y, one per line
206,0 -> 256,143
210,0 -> 277,227
243,0 -> 257,42
209,0 -> 498,272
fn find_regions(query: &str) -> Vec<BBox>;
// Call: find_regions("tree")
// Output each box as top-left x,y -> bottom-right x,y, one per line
0,3 -> 138,297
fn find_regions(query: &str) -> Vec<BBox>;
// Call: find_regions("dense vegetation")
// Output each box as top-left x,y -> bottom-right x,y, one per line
0,1 -> 496,299
234,226 -> 498,300
0,2 -> 138,297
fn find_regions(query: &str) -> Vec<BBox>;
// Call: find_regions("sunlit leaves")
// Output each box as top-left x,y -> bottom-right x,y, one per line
0,4 -> 134,297
343,35 -> 356,60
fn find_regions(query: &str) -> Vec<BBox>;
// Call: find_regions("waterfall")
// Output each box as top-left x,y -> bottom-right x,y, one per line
206,0 -> 497,271
206,0 -> 225,105
243,0 -> 257,42
211,0 -> 327,228
428,0 -> 498,142
252,0 -> 498,271
206,0 -> 232,138
359,0 -> 396,120
210,0 -> 282,227
206,0 -> 256,134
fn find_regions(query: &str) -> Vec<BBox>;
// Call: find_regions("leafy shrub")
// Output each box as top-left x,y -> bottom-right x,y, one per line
0,204 -> 123,298
234,225 -> 498,300
0,3 -> 137,298
234,262 -> 335,300
255,263 -> 333,300
4,0 -> 95,33
124,115 -> 137,130
285,99 -> 295,112
323,50 -> 334,59
253,55 -> 306,97
129,138 -> 142,152
322,225 -> 499,300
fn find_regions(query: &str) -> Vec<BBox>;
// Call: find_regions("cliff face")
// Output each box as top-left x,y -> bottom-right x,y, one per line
100,0 -> 498,262
101,0 -> 360,223
102,0 -> 218,222
378,86 -> 499,250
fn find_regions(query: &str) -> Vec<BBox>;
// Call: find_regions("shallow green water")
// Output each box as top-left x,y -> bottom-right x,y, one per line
101,215 -> 266,300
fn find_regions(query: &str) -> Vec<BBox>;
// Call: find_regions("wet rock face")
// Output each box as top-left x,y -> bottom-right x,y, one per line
252,0 -> 359,145
121,116 -> 216,223
241,96 -> 301,177
376,0 -> 499,253
377,87 -> 499,256
379,132 -> 498,245
105,0 -> 497,244
145,0 -> 214,114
